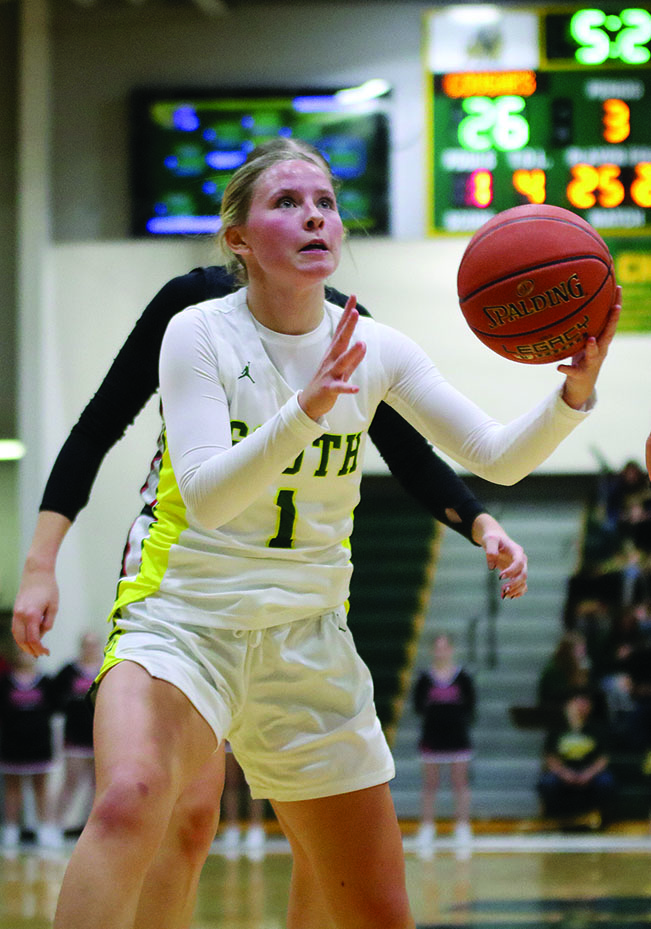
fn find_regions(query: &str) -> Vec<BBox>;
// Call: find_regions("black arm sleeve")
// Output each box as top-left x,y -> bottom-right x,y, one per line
324,286 -> 486,542
40,266 -> 236,521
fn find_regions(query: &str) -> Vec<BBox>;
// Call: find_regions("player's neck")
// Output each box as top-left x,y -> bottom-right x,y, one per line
246,277 -> 325,335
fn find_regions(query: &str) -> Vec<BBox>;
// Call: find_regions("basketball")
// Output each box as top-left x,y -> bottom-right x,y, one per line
456,204 -> 616,365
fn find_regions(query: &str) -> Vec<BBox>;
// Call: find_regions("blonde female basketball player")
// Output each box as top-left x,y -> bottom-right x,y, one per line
52,144 -> 620,929
15,139 -> 533,929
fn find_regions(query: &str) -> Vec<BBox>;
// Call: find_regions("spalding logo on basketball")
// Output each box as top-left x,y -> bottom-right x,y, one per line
456,204 -> 616,364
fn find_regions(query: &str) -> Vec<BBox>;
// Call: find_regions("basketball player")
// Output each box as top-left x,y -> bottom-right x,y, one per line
47,142 -> 619,929
14,142 -> 532,927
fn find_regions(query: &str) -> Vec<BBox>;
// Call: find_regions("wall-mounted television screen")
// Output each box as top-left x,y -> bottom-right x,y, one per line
129,88 -> 390,237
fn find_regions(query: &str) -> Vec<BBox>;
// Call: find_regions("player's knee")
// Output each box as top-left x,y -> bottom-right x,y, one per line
92,766 -> 173,838
172,797 -> 220,859
354,886 -> 412,929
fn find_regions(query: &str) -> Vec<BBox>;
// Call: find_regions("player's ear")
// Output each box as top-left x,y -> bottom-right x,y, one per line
224,225 -> 250,258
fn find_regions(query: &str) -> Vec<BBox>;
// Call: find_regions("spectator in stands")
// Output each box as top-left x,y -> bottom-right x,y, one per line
52,630 -> 103,837
537,690 -> 616,828
570,598 -> 613,682
606,459 -> 651,553
0,647 -> 61,849
537,630 -> 591,719
413,633 -> 476,848
621,622 -> 651,764
597,603 -> 647,750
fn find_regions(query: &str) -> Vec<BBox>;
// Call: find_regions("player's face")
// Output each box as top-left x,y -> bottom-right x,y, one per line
235,159 -> 343,284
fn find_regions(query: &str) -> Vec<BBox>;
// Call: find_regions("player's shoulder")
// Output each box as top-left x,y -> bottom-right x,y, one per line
159,265 -> 238,305
191,286 -> 248,319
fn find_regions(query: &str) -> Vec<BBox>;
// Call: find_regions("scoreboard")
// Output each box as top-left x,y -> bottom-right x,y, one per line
427,6 -> 651,235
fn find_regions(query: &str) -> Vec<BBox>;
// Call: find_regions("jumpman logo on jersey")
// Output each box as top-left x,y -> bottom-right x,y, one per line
238,362 -> 255,383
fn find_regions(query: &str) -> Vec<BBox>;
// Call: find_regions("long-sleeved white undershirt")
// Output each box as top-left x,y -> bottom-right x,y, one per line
159,303 -> 593,531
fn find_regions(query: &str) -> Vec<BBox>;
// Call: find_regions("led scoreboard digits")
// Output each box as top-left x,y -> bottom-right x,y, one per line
428,6 -> 651,235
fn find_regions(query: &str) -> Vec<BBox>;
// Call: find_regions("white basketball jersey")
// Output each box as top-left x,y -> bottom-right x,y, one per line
113,291 -> 384,630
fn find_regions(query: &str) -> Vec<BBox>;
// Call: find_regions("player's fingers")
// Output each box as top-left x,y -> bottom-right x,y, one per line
501,579 -> 528,600
12,611 -> 50,657
337,340 -> 366,379
598,302 -> 621,349
611,284 -> 622,309
325,312 -> 359,368
331,300 -> 358,343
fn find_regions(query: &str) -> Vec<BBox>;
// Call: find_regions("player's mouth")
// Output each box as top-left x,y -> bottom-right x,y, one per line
300,240 -> 328,252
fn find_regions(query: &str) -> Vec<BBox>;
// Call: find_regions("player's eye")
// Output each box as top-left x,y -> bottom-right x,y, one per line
318,196 -> 335,209
276,196 -> 296,208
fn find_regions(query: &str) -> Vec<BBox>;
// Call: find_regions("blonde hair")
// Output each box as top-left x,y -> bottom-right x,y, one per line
216,138 -> 338,282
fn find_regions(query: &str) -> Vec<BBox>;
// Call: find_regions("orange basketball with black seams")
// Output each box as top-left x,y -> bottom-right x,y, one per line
456,204 -> 616,365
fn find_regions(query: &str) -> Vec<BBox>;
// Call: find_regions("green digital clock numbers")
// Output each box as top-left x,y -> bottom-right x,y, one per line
571,8 -> 651,65
458,97 -> 529,152
544,7 -> 651,67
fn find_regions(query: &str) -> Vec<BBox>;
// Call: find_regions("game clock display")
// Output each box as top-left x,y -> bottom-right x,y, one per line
428,6 -> 651,235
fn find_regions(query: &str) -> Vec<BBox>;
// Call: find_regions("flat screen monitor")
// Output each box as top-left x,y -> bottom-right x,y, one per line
129,87 -> 390,237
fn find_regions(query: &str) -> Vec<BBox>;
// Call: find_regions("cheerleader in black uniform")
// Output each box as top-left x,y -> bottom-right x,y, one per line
52,631 -> 103,834
0,648 -> 61,848
413,633 -> 476,847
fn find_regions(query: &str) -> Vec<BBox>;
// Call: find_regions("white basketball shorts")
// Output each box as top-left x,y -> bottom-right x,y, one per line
99,602 -> 395,802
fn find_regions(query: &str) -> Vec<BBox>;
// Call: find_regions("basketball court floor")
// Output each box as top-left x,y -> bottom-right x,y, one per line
2,829 -> 650,928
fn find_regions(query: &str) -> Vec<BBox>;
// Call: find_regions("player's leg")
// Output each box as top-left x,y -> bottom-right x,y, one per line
53,660 -> 218,929
273,783 -> 414,929
271,801 -> 335,929
134,744 -> 225,929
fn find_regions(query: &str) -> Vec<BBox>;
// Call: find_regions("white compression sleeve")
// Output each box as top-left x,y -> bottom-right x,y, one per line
377,324 -> 593,485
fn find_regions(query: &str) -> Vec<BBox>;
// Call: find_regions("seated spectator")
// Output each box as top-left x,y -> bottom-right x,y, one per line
606,459 -> 651,553
570,598 -> 613,681
537,690 -> 616,828
537,631 -> 592,726
621,630 -> 651,757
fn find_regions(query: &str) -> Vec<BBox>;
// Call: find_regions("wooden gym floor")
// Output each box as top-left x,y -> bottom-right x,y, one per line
2,824 -> 651,928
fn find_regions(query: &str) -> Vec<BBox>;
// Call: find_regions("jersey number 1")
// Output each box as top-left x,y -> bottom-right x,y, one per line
268,489 -> 297,548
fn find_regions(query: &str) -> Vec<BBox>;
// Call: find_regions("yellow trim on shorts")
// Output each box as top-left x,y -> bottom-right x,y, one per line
109,435 -> 189,621
90,622 -> 126,702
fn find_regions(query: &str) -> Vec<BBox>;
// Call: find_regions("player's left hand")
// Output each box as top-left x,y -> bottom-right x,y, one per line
558,284 -> 621,411
471,513 -> 528,599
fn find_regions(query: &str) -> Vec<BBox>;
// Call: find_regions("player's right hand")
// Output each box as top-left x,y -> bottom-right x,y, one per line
298,296 -> 366,421
12,567 -> 58,657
